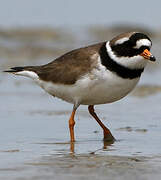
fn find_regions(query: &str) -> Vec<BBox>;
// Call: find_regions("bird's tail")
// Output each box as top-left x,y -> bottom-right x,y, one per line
4,66 -> 26,73
3,66 -> 39,79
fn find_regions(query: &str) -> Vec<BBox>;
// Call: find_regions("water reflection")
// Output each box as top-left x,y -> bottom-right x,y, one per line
69,139 -> 114,154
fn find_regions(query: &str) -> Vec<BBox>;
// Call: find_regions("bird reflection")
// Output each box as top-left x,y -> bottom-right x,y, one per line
69,139 -> 114,153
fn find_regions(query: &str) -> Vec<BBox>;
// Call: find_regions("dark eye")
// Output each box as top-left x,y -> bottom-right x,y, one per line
139,46 -> 150,52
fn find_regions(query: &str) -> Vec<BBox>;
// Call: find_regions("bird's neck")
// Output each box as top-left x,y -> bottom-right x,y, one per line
99,42 -> 144,79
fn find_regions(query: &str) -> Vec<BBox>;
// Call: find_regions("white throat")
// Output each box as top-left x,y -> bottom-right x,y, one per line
105,41 -> 147,69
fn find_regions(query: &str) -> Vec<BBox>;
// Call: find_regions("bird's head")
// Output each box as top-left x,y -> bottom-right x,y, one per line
106,32 -> 155,69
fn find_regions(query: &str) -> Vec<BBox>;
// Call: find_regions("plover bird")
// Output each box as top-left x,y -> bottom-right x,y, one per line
4,32 -> 155,142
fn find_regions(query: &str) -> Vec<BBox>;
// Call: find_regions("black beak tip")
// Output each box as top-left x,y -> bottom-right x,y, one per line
150,55 -> 156,62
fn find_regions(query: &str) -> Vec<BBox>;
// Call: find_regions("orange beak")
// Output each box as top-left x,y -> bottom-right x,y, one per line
140,49 -> 156,61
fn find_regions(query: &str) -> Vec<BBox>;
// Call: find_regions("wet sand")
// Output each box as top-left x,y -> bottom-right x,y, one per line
0,26 -> 161,180
1,155 -> 161,180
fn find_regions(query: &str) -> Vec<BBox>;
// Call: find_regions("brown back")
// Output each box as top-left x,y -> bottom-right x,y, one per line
31,43 -> 104,85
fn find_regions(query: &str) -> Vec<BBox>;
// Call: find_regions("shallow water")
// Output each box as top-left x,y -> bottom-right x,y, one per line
0,28 -> 161,180
1,71 -> 161,179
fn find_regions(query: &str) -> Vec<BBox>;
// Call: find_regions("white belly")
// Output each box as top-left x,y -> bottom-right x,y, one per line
14,57 -> 141,106
36,68 -> 140,105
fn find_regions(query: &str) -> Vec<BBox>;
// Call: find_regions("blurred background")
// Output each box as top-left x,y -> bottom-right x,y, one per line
1,1 -> 161,180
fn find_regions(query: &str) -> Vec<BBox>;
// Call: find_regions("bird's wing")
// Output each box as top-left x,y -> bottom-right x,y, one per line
35,43 -> 103,85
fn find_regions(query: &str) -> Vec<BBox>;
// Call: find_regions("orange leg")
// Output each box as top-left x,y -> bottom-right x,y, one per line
69,109 -> 76,142
70,142 -> 75,153
88,105 -> 115,142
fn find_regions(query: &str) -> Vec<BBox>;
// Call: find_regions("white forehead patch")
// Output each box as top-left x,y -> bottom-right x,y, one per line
134,39 -> 152,49
115,37 -> 129,45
